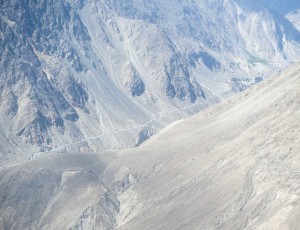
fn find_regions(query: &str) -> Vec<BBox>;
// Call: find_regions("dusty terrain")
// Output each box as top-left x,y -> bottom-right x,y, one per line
0,64 -> 299,229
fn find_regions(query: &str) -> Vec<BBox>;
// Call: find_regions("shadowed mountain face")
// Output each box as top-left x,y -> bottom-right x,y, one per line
1,63 -> 299,229
1,0 -> 300,165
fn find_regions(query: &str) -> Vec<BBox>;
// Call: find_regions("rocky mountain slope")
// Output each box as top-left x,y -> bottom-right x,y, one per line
0,62 -> 299,229
259,0 -> 300,31
1,0 -> 300,165
104,63 -> 300,230
259,0 -> 300,15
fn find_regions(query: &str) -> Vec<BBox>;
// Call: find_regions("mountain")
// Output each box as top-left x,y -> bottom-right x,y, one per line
259,0 -> 300,15
1,0 -> 300,165
258,0 -> 300,31
0,62 -> 299,229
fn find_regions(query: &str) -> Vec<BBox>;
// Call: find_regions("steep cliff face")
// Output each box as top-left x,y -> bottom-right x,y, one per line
0,0 -> 91,163
0,0 -> 300,164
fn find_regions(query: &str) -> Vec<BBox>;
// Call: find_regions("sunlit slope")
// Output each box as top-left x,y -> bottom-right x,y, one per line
104,63 -> 300,230
0,64 -> 299,230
